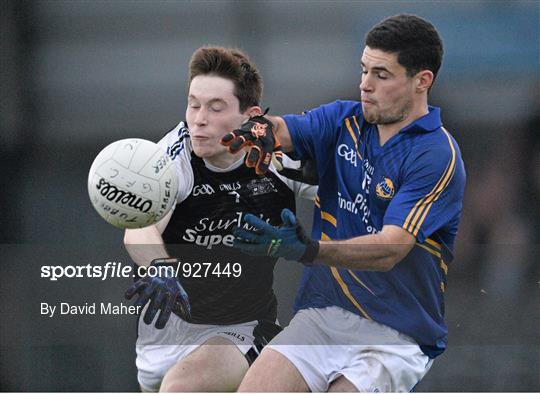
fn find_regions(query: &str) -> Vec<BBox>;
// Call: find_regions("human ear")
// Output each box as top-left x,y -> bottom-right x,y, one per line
415,70 -> 434,93
244,105 -> 263,119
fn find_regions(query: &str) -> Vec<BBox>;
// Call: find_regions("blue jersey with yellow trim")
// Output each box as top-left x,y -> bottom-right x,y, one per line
284,100 -> 466,358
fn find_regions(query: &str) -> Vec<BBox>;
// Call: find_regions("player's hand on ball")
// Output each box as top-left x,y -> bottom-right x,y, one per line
233,209 -> 319,264
125,258 -> 190,329
221,114 -> 283,175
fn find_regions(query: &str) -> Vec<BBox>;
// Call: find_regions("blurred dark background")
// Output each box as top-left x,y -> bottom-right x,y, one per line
1,0 -> 538,391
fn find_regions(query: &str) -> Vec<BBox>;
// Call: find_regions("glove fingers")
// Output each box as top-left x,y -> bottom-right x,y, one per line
173,292 -> 191,320
271,150 -> 284,171
246,144 -> 262,168
124,280 -> 147,300
229,135 -> 252,153
255,151 -> 272,175
233,227 -> 263,243
143,290 -> 165,325
220,131 -> 239,146
281,209 -> 297,227
155,295 -> 172,329
134,283 -> 156,309
243,214 -> 278,235
255,137 -> 275,175
173,301 -> 190,320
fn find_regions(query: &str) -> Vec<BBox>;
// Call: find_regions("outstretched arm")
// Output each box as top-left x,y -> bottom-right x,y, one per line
233,209 -> 415,272
123,208 -> 174,266
315,225 -> 415,271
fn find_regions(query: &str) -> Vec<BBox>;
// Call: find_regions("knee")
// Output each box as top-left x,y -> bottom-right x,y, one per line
159,360 -> 204,392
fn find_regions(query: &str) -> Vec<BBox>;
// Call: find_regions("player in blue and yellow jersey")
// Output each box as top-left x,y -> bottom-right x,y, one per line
223,14 -> 466,392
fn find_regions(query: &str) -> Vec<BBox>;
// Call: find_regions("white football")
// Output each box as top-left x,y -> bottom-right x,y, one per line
88,138 -> 178,229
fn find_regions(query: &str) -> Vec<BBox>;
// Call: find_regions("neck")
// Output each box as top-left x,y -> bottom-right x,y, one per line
203,150 -> 245,170
378,103 -> 429,146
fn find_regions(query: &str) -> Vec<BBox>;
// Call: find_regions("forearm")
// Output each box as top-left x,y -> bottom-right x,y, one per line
267,115 -> 294,153
124,226 -> 169,267
315,230 -> 414,271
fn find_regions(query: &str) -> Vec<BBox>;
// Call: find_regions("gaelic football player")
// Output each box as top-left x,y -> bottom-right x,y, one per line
225,14 -> 466,392
124,46 -> 315,392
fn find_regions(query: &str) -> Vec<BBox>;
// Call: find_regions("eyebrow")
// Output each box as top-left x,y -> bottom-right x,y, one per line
188,95 -> 228,105
360,61 -> 393,75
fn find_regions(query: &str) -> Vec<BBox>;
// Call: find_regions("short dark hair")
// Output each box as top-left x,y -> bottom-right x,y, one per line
189,46 -> 263,112
365,14 -> 443,81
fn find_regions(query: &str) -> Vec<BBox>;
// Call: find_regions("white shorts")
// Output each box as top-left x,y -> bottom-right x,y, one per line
267,306 -> 433,392
136,309 -> 258,392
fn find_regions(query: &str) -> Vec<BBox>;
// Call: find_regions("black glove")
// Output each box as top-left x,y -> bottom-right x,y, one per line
221,113 -> 283,175
125,258 -> 190,329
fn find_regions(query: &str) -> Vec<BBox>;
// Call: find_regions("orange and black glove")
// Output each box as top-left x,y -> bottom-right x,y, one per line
221,114 -> 283,175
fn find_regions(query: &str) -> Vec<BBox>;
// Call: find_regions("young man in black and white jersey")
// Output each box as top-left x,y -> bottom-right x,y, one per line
123,47 -> 315,392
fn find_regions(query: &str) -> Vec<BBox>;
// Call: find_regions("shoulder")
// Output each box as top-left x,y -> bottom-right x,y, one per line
157,121 -> 191,159
404,127 -> 465,178
409,125 -> 460,154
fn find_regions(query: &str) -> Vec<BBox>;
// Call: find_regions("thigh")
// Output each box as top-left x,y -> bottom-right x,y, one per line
160,336 -> 249,392
136,313 -> 193,392
244,308 -> 344,392
238,348 -> 310,392
340,343 -> 432,392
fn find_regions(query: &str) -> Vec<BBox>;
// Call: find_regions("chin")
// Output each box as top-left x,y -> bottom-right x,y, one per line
363,112 -> 377,124
192,145 -> 213,158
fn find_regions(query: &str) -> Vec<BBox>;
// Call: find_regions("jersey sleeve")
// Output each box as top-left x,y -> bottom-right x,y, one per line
157,121 -> 194,204
282,100 -> 352,162
383,141 -> 465,243
269,154 -> 318,201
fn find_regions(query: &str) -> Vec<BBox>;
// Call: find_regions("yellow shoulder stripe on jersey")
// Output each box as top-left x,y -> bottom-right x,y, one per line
321,211 -> 337,227
321,232 -> 331,241
403,129 -> 457,236
409,129 -> 457,236
402,161 -> 450,232
344,118 -> 363,160
331,267 -> 372,320
315,198 -> 320,208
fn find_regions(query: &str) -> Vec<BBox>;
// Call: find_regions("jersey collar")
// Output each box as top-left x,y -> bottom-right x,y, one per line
203,154 -> 246,172
400,106 -> 441,134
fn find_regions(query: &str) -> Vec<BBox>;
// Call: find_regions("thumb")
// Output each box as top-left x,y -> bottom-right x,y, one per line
271,150 -> 284,171
281,209 -> 297,227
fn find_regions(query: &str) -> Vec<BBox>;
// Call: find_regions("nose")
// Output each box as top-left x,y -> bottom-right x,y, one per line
194,107 -> 208,126
359,73 -> 373,93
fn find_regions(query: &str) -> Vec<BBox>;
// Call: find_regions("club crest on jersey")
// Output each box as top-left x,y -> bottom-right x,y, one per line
247,177 -> 277,196
375,177 -> 395,200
